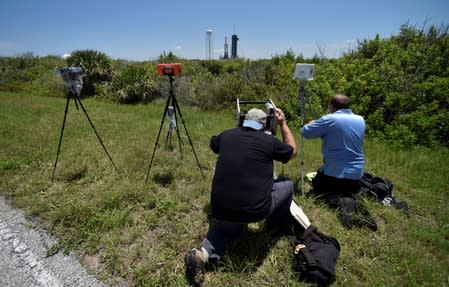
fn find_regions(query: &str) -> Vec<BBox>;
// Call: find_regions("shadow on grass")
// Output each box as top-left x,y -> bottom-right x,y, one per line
201,203 -> 285,275
217,227 -> 280,274
62,166 -> 88,182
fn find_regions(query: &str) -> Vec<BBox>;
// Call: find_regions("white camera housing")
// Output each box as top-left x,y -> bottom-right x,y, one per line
293,63 -> 315,80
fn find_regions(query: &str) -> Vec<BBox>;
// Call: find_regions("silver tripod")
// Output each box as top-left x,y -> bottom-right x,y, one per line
294,64 -> 315,196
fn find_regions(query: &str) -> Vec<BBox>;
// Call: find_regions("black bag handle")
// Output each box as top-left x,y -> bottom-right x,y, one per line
300,225 -> 317,240
289,225 -> 317,245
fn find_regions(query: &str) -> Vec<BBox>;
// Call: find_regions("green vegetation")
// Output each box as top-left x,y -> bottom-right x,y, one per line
1,91 -> 448,286
1,22 -> 449,286
66,50 -> 114,96
1,24 -> 448,147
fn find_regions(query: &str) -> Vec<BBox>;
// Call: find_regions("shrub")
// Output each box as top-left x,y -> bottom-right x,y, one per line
107,62 -> 159,103
191,72 -> 248,109
66,50 -> 113,96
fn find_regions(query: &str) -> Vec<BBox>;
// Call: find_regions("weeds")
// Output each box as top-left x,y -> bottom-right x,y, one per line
1,91 -> 448,286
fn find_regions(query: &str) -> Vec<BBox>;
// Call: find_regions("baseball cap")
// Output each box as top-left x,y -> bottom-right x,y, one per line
243,108 -> 266,130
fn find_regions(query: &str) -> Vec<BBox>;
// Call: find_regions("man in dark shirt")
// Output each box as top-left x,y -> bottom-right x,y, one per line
185,107 -> 297,286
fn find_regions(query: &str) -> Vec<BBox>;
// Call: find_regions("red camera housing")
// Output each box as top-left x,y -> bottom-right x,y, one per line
157,63 -> 182,76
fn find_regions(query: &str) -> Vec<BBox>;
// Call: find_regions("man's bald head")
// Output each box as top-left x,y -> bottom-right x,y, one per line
330,94 -> 350,112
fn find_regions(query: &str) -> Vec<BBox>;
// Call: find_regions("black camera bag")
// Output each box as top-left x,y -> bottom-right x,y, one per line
359,172 -> 409,214
359,172 -> 393,202
291,225 -> 340,286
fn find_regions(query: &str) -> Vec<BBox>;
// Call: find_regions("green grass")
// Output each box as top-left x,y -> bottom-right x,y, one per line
1,91 -> 448,286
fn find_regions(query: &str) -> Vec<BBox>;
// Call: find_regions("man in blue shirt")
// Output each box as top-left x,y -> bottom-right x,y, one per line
301,94 -> 376,230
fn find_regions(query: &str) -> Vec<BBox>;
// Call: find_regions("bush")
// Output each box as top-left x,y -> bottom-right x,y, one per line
66,50 -> 113,96
1,23 -> 448,147
191,72 -> 248,109
0,54 -> 66,96
104,62 -> 159,103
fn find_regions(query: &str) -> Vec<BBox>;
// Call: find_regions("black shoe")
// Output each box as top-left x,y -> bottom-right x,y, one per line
339,211 -> 354,229
185,248 -> 207,286
337,197 -> 355,229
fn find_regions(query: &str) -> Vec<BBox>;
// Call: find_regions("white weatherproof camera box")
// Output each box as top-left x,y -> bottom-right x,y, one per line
293,63 -> 315,80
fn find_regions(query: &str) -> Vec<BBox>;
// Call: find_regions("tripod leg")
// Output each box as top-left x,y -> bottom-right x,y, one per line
164,130 -> 170,149
145,94 -> 172,184
172,109 -> 184,159
167,77 -> 184,159
300,134 -> 305,197
304,90 -> 317,119
52,96 -> 71,181
171,95 -> 206,182
299,84 -> 305,196
75,96 -> 120,175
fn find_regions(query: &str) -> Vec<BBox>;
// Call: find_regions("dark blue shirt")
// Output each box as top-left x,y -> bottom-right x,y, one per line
301,109 -> 365,180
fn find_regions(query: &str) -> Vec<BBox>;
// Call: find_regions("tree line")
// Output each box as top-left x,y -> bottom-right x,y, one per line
1,24 -> 448,147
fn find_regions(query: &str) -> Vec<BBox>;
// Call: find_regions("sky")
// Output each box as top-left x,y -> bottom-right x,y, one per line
0,0 -> 448,61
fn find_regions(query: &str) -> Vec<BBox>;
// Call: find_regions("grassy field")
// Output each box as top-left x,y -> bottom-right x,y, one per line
1,91 -> 448,286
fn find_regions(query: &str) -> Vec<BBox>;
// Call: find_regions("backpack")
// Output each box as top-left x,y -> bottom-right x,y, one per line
291,225 -> 340,286
359,172 -> 394,204
359,172 -> 409,214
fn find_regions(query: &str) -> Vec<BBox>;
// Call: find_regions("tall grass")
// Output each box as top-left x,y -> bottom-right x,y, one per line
1,91 -> 448,286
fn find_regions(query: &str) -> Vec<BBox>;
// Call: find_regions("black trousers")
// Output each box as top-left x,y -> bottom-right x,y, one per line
311,170 -> 378,231
311,170 -> 360,208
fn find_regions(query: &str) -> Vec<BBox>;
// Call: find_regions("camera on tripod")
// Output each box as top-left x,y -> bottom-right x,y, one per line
59,67 -> 85,96
146,62 -> 206,183
236,98 -> 278,135
157,63 -> 182,76
293,63 -> 314,81
52,66 -> 120,181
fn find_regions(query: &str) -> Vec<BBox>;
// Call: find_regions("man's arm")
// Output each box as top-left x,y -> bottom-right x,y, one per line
276,108 -> 297,159
301,116 -> 329,139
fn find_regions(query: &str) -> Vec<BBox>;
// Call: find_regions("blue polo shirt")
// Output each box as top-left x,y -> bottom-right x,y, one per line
301,109 -> 365,180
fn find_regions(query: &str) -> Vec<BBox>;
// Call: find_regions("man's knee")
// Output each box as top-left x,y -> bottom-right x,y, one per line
274,178 -> 294,195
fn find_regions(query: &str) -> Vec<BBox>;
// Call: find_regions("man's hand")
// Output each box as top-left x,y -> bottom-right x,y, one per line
275,108 -> 297,158
275,108 -> 286,126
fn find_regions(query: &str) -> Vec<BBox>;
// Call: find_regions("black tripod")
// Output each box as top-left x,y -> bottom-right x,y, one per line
145,75 -> 205,183
51,90 -> 120,181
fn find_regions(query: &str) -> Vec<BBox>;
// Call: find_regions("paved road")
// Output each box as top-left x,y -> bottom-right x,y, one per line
0,195 -> 106,287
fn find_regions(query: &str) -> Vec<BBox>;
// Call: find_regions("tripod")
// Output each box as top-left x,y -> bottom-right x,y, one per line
51,91 -> 120,181
298,82 -> 315,196
164,105 -> 180,150
145,76 -> 205,183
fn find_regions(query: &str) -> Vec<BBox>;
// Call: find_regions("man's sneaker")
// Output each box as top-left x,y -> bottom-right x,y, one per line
184,248 -> 207,286
337,197 -> 355,229
339,211 -> 354,229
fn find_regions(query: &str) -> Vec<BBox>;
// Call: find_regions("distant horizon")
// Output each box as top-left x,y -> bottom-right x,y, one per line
2,21 -> 444,62
1,0 -> 448,61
